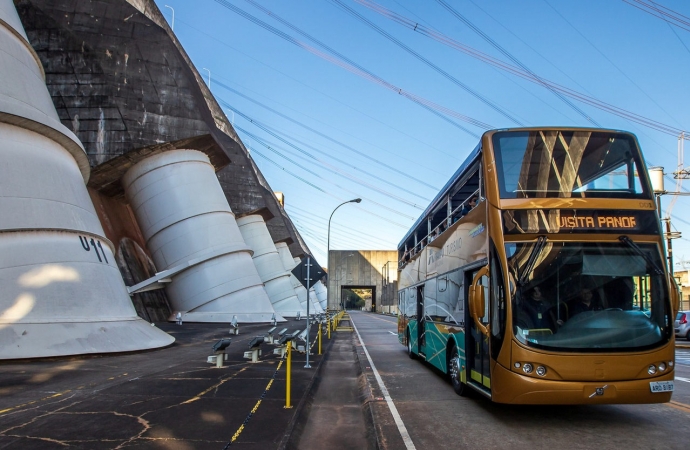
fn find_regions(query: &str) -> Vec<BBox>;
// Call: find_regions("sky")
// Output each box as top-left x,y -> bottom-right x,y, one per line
155,0 -> 690,271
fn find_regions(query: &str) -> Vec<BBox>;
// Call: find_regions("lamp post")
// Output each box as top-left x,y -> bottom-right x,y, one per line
164,5 -> 174,31
202,67 -> 211,90
327,199 -> 361,310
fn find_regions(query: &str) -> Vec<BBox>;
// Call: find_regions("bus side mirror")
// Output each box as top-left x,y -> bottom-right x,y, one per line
669,275 -> 680,317
469,266 -> 490,337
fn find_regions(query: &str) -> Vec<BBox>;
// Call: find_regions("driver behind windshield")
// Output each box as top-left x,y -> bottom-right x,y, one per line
570,288 -> 602,317
517,287 -> 560,332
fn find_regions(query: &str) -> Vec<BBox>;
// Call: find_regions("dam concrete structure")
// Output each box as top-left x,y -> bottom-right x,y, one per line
0,0 -> 174,358
12,0 -> 313,325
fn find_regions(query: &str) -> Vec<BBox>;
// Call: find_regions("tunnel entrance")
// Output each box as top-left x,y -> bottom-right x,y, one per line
341,285 -> 376,311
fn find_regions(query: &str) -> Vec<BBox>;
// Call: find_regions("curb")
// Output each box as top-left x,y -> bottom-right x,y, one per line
277,328 -> 337,450
352,331 -> 382,450
352,323 -> 387,450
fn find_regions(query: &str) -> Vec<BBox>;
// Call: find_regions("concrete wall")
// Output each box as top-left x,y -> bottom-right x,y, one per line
328,250 -> 398,312
14,0 -> 312,321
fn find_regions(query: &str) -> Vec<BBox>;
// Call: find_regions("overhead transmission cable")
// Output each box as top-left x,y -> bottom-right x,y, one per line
357,0 -> 690,140
242,131 -> 417,220
212,0 -> 493,135
323,0 -> 525,126
623,0 -> 690,32
215,79 -> 439,192
542,0 -> 683,128
178,19 -> 462,162
222,101 -> 427,210
287,206 -> 392,247
240,129 -> 418,222
432,0 -> 601,127
249,145 -> 410,228
252,119 -> 431,202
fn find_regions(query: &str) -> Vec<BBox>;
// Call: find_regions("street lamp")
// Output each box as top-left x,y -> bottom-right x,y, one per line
202,67 -> 211,90
327,198 -> 361,310
164,5 -> 174,31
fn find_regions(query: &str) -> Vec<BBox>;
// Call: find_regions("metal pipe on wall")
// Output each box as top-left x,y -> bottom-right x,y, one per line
237,215 -> 305,317
122,150 -> 281,323
0,0 -> 174,358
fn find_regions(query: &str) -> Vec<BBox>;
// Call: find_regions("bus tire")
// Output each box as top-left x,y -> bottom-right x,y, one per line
449,346 -> 467,396
407,330 -> 416,359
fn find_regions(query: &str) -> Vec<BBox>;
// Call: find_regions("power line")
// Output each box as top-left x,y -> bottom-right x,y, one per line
542,0 -> 684,129
212,0 -> 493,135
215,80 -> 438,194
359,0 -> 690,140
286,206 -> 393,247
253,120 -> 430,202
623,0 -> 690,32
432,0 -> 601,127
224,102 -> 427,210
247,139 -> 412,228
324,0 -> 525,125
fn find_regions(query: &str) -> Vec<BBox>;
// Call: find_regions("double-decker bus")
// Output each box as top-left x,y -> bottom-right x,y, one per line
397,127 -> 679,404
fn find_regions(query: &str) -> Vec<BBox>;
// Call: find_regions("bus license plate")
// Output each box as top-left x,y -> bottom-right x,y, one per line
649,381 -> 674,393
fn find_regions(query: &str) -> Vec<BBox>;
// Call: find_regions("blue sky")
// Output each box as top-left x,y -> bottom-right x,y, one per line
155,0 -> 690,270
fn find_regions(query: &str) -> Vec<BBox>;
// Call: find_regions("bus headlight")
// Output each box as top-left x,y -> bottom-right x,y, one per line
523,363 -> 533,374
536,366 -> 547,376
514,362 -> 521,369
669,361 -> 674,368
658,362 -> 666,372
648,365 -> 657,375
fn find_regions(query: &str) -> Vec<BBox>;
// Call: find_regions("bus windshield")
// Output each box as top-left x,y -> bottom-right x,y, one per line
507,241 -> 670,351
493,130 -> 649,199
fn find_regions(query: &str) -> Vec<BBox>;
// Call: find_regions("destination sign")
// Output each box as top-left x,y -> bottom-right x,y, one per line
503,209 -> 659,235
558,215 -> 637,229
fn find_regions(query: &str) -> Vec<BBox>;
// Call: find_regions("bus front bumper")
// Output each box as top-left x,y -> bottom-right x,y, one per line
490,363 -> 674,405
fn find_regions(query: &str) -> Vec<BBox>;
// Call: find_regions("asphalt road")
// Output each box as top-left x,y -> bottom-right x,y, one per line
351,311 -> 690,450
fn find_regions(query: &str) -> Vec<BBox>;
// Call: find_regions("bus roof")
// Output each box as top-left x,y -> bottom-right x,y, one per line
398,141 -> 481,249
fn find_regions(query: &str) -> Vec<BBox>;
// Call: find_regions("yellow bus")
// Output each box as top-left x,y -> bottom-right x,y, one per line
397,127 -> 679,404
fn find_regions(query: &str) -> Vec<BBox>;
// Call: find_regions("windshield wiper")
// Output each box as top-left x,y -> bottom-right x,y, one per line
618,236 -> 663,275
518,236 -> 547,286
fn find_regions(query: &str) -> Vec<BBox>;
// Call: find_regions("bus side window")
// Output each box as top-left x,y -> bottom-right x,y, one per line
407,288 -> 416,319
436,269 -> 463,324
425,278 -> 439,320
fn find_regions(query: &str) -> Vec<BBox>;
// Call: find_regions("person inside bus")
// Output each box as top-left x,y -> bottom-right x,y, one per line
570,288 -> 602,317
460,195 -> 479,217
517,286 -> 560,331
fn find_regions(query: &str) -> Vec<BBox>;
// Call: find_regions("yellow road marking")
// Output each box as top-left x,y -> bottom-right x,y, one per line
182,367 -> 248,405
668,400 -> 690,413
0,370 -> 134,416
0,391 -> 69,415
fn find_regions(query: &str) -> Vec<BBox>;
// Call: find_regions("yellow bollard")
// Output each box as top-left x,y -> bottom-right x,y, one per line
318,324 -> 322,355
328,318 -> 331,339
285,343 -> 292,409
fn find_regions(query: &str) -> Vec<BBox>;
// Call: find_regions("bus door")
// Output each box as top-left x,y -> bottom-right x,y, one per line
416,284 -> 425,356
467,266 -> 491,395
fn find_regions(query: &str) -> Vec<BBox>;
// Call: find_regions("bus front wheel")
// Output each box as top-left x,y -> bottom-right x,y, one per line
449,346 -> 467,396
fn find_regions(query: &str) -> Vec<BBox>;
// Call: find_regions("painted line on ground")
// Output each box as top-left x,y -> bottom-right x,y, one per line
388,331 -> 397,335
364,313 -> 398,324
668,400 -> 690,414
351,314 -> 416,450
675,376 -> 690,383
